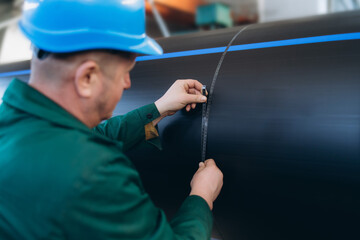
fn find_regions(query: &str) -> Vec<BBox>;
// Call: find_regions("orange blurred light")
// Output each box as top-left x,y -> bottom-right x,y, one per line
145,0 -> 204,25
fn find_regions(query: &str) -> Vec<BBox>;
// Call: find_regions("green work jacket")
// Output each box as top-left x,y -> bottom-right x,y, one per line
0,79 -> 212,239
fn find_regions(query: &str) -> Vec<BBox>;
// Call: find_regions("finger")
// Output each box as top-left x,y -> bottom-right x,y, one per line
185,93 -> 207,104
199,162 -> 205,168
191,103 -> 196,109
188,88 -> 196,94
204,159 -> 216,166
186,105 -> 191,111
184,79 -> 204,92
188,88 -> 202,95
196,162 -> 205,172
189,87 -> 207,96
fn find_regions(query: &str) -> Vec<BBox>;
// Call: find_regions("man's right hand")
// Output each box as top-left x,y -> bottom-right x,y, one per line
189,159 -> 223,210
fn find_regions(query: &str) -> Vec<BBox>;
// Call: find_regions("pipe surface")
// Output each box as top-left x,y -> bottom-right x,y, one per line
126,11 -> 360,240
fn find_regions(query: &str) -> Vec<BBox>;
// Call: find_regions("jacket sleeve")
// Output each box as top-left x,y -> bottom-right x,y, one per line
61,153 -> 213,240
92,103 -> 162,151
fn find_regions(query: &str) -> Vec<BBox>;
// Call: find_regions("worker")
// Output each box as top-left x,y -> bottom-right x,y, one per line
0,0 -> 223,239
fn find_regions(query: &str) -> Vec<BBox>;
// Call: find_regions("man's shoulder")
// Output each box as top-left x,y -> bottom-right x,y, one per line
0,105 -> 128,170
32,121 -> 128,165
0,107 -> 132,196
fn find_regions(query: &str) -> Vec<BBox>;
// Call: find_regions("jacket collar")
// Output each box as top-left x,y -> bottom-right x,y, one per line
2,79 -> 91,133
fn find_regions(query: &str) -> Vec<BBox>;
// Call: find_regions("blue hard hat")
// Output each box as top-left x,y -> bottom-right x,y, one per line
19,0 -> 163,55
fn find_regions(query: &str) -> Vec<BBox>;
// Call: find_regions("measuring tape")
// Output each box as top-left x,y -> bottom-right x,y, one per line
200,25 -> 250,240
201,25 -> 250,163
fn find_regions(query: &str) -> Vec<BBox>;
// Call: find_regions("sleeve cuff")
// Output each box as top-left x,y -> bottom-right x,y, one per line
170,195 -> 213,238
184,195 -> 213,218
136,103 -> 161,125
135,103 -> 162,150
145,123 -> 159,140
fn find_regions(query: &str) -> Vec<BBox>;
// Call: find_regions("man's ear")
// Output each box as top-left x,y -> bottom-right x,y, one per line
74,60 -> 101,98
123,73 -> 132,90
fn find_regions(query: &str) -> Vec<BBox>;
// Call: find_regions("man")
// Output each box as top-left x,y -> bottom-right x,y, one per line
0,0 -> 223,239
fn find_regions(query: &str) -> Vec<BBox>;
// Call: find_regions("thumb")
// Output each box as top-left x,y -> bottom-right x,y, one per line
204,159 -> 216,167
185,94 -> 207,104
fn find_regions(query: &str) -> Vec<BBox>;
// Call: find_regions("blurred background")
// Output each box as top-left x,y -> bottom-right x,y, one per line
0,0 -> 359,65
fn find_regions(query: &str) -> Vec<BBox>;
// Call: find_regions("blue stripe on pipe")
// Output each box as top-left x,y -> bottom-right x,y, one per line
136,46 -> 227,62
136,32 -> 360,62
1,32 -> 360,77
0,69 -> 31,78
227,32 -> 360,52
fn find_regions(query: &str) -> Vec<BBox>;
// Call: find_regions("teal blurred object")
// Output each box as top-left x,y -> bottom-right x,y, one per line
196,3 -> 233,28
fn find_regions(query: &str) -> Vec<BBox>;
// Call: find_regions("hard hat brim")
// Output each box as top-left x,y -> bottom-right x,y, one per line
130,36 -> 163,56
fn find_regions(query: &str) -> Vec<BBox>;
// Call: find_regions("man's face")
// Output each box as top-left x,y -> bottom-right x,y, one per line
97,56 -> 136,120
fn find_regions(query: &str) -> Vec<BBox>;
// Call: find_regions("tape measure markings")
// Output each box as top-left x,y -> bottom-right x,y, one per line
201,25 -> 250,163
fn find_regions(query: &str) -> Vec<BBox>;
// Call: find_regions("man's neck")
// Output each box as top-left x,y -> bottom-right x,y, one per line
29,77 -> 97,128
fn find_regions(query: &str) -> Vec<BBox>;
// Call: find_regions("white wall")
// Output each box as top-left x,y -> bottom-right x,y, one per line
330,0 -> 360,12
258,0 -> 329,22
0,23 -> 32,64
